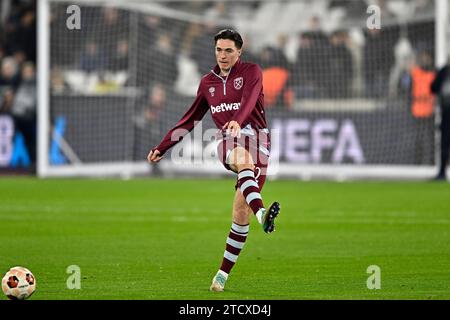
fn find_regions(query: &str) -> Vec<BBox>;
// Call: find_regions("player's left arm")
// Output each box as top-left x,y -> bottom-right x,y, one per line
224,64 -> 263,137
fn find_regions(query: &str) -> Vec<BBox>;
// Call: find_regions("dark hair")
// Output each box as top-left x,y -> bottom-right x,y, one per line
214,29 -> 243,49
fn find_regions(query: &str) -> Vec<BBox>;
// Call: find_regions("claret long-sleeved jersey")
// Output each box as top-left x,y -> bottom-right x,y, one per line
154,59 -> 268,155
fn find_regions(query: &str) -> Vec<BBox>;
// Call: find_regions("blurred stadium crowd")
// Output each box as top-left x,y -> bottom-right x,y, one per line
0,0 -> 439,168
48,0 -> 437,162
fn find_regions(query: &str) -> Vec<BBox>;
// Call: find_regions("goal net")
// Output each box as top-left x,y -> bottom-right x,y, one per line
38,0 -> 446,179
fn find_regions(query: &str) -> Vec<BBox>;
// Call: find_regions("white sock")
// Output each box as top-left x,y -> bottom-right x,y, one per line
217,270 -> 228,279
256,208 -> 265,224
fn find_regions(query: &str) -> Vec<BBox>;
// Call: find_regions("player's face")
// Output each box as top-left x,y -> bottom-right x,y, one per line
215,39 -> 241,73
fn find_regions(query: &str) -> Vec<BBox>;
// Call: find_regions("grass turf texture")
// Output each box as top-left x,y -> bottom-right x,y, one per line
0,178 -> 449,300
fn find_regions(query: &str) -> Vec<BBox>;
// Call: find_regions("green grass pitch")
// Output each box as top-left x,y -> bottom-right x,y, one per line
0,177 -> 449,300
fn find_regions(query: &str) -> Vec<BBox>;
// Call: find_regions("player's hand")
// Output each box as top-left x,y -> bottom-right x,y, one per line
223,121 -> 241,138
147,149 -> 163,163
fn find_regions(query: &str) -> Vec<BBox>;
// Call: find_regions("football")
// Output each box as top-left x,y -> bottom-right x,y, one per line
2,266 -> 36,300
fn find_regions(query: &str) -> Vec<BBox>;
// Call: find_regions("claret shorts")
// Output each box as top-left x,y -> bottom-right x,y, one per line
216,129 -> 271,190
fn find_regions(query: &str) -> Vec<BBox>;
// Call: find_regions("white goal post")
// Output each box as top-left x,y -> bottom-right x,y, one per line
37,0 -> 448,179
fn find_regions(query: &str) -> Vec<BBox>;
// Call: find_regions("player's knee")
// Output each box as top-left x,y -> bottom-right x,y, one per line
229,147 -> 254,172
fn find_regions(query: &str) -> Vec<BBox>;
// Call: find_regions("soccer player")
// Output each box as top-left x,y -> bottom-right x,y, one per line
147,29 -> 280,292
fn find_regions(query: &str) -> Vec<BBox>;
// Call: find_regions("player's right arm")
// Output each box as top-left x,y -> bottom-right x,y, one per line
148,84 -> 209,163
